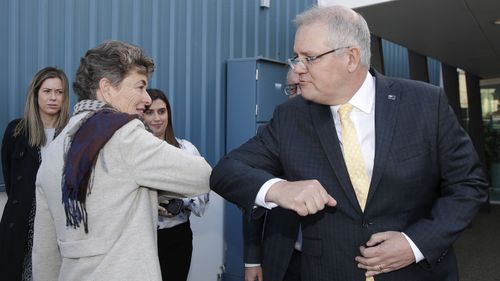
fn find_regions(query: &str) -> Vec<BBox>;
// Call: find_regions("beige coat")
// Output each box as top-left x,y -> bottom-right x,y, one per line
33,112 -> 211,281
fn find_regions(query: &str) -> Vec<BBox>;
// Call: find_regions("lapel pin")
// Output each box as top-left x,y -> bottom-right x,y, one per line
387,94 -> 396,100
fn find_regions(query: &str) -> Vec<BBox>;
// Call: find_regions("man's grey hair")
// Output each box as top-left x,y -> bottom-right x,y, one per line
295,5 -> 371,67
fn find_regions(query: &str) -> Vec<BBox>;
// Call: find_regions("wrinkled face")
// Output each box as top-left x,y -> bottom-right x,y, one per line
293,22 -> 350,105
143,99 -> 169,138
107,70 -> 151,117
37,78 -> 65,118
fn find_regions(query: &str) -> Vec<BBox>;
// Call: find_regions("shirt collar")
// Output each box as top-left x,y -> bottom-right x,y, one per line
331,72 -> 376,114
349,72 -> 375,114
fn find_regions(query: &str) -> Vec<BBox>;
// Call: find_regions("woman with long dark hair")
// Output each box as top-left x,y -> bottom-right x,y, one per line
143,88 -> 209,281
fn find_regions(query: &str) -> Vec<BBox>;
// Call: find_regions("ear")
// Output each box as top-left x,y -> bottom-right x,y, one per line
97,78 -> 114,103
346,47 -> 361,73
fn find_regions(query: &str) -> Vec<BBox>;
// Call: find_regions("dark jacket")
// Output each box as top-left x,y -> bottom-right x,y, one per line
211,70 -> 489,281
244,208 -> 300,281
0,119 -> 41,281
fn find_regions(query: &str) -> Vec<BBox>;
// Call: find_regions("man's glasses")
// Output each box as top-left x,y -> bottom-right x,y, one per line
287,46 -> 350,70
284,83 -> 299,96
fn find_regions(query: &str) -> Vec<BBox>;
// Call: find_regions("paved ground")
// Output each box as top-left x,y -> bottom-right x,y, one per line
455,204 -> 500,281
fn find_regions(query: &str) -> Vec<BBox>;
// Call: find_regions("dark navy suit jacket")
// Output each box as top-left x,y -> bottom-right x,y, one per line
243,208 -> 300,281
211,70 -> 488,281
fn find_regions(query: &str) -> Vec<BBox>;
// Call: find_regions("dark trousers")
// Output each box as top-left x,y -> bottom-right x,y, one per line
283,249 -> 301,281
158,220 -> 193,281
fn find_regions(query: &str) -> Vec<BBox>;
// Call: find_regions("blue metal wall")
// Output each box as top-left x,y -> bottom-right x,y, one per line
0,0 -> 316,187
382,38 -> 441,86
382,39 -> 410,79
427,57 -> 442,87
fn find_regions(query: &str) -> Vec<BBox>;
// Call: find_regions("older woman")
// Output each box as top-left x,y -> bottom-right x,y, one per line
32,40 -> 211,281
0,66 -> 70,281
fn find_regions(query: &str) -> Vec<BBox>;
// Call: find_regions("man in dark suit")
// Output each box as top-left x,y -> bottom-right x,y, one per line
211,5 -> 488,281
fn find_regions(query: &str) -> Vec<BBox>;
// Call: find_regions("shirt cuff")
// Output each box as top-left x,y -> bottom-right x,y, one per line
255,178 -> 283,209
402,232 -> 424,263
245,263 -> 261,268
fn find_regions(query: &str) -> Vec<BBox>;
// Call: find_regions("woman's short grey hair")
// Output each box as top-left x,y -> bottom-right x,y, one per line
73,40 -> 155,100
295,5 -> 371,67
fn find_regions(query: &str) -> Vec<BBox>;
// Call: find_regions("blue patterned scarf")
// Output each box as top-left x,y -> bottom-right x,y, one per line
62,100 -> 136,233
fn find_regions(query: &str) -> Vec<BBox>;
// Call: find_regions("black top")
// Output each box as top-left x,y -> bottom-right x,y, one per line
0,119 -> 41,281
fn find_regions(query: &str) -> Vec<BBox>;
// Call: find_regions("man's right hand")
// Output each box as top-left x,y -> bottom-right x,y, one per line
265,180 -> 337,216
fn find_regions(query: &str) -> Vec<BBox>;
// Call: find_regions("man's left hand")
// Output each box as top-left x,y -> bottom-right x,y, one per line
355,231 -> 415,277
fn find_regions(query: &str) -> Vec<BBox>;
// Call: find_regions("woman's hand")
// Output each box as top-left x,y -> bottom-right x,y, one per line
158,202 -> 175,217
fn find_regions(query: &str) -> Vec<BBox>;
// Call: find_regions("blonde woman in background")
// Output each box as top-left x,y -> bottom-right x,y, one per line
0,66 -> 70,281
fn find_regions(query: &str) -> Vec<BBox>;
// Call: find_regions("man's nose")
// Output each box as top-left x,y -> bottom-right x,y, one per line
293,61 -> 308,73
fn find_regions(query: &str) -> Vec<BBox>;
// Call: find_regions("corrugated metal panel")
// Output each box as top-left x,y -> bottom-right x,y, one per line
0,0 -> 317,187
382,39 -> 442,86
427,57 -> 442,87
382,39 -> 410,79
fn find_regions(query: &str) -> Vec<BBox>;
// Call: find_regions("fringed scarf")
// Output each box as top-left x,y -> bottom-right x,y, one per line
62,100 -> 136,233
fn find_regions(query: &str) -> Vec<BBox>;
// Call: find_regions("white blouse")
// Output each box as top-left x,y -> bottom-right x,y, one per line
157,138 -> 210,229
40,127 -> 56,160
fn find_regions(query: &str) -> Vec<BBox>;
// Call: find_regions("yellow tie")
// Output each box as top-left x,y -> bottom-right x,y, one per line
338,104 -> 370,211
338,104 -> 374,281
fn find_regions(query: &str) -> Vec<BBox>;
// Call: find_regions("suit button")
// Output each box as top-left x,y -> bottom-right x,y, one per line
17,175 -> 22,181
12,199 -> 18,204
19,151 -> 24,157
9,222 -> 14,228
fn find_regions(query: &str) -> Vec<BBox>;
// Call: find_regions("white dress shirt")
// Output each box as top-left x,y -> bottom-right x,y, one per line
255,72 -> 424,263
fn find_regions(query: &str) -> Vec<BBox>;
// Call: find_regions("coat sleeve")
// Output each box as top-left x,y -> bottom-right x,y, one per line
33,182 -> 62,281
210,107 -> 284,218
243,213 -> 265,264
403,88 -> 489,266
117,120 -> 211,198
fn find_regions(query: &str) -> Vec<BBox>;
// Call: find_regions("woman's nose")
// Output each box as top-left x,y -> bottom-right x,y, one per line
143,89 -> 152,106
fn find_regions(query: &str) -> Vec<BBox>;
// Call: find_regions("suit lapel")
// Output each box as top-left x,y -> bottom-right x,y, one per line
366,71 -> 400,206
309,102 -> 363,213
